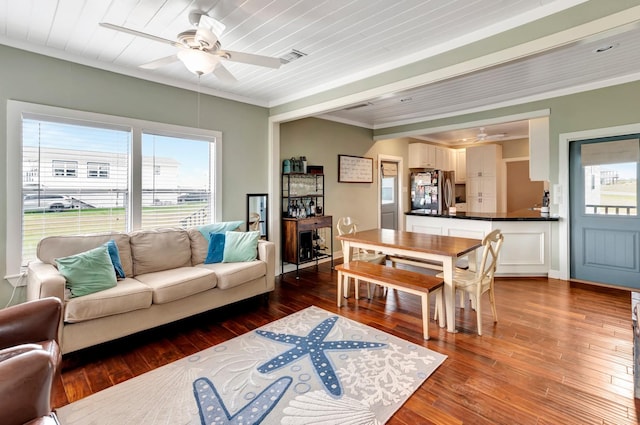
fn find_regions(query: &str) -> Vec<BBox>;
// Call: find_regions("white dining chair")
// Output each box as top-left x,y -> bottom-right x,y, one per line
435,229 -> 504,335
337,217 -> 387,298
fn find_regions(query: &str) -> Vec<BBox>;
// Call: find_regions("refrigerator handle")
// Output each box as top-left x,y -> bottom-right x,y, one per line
444,178 -> 453,209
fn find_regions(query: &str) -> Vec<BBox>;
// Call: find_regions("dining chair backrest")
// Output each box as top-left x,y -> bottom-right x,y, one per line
336,216 -> 357,237
477,229 -> 504,284
249,212 -> 261,231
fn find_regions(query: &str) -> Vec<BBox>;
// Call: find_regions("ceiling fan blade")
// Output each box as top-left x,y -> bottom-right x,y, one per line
213,62 -> 238,83
219,50 -> 282,69
100,22 -> 182,48
139,54 -> 179,70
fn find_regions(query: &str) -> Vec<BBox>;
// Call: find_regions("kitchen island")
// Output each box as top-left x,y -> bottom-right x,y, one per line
405,209 -> 558,276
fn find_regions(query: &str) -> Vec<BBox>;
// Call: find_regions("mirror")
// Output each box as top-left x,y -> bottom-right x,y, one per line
246,193 -> 268,240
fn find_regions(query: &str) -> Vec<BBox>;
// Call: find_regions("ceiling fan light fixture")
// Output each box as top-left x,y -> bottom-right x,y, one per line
178,49 -> 220,75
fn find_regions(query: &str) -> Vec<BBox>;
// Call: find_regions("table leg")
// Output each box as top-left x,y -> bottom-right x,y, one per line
342,241 -> 352,298
337,270 -> 343,307
442,257 -> 457,333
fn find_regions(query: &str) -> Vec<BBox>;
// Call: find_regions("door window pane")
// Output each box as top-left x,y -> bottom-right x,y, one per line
584,162 -> 637,215
381,176 -> 395,204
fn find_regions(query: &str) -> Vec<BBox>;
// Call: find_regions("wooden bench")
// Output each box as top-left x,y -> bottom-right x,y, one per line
335,261 -> 445,340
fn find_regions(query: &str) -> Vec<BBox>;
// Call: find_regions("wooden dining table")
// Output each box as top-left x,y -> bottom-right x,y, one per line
337,228 -> 482,333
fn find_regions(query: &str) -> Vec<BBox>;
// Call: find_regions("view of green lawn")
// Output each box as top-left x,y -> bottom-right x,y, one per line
23,203 -> 207,261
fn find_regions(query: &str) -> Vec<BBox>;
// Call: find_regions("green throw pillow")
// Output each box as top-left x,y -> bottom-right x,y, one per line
56,245 -> 117,298
222,231 -> 260,263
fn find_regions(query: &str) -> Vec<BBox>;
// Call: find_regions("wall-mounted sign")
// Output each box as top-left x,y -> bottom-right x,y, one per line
338,155 -> 373,183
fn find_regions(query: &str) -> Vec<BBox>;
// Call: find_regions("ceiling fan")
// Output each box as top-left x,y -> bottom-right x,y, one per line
100,12 -> 282,82
470,127 -> 506,143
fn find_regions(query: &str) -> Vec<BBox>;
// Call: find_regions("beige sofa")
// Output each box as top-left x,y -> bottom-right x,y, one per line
26,227 -> 275,354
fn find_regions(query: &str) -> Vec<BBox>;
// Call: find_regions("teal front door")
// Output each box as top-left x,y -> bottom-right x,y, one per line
569,136 -> 640,288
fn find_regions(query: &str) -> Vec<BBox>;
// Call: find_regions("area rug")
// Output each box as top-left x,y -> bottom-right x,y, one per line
56,306 -> 446,424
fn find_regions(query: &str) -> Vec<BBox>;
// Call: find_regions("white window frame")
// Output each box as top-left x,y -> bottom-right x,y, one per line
6,100 -> 223,277
52,160 -> 78,177
87,162 -> 110,179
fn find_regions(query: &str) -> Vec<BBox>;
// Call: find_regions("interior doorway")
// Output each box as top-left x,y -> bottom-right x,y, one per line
378,155 -> 403,230
380,161 -> 398,229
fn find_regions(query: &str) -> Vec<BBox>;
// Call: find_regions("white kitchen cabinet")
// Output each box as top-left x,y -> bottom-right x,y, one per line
455,149 -> 466,182
467,175 -> 496,198
408,143 -> 436,169
446,148 -> 456,171
409,143 -> 455,171
435,147 -> 446,170
529,116 -> 550,181
466,144 -> 501,177
466,144 -> 503,212
467,195 -> 495,213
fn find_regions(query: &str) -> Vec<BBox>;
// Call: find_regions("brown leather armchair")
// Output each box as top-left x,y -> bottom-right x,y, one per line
0,298 -> 63,425
0,297 -> 62,371
0,346 -> 60,425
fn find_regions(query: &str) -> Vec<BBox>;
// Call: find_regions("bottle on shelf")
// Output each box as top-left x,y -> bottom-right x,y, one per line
309,199 -> 315,216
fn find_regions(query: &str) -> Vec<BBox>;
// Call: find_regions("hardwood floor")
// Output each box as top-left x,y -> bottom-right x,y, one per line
54,262 -> 640,424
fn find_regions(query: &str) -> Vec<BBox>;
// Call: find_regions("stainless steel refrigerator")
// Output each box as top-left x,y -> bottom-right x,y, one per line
410,170 -> 455,214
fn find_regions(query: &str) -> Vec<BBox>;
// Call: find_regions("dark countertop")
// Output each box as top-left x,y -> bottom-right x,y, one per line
405,208 -> 559,221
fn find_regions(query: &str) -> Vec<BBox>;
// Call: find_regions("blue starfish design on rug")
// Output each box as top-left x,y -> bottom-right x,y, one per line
193,376 -> 292,425
255,316 -> 387,396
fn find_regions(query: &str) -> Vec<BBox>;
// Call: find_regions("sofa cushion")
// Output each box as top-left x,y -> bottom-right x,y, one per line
37,233 -> 133,277
188,228 -> 209,265
129,228 -> 192,275
204,232 -> 226,264
197,221 -> 244,243
64,278 -> 153,323
188,223 -> 243,265
135,267 -> 216,304
56,244 -> 117,298
198,260 -> 266,290
223,231 -> 259,263
105,239 -> 126,279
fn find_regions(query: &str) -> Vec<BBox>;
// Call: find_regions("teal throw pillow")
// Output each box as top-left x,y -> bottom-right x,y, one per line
204,232 -> 226,264
56,245 -> 117,298
222,231 -> 260,263
105,239 -> 125,279
198,221 -> 244,243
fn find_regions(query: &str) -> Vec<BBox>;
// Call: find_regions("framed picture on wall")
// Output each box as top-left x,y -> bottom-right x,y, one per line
338,154 -> 373,183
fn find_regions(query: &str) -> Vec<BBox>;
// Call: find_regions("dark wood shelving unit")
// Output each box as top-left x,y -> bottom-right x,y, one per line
281,173 -> 332,276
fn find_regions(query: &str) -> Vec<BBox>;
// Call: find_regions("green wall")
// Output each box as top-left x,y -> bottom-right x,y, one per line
0,45 -> 269,305
280,118 -> 376,250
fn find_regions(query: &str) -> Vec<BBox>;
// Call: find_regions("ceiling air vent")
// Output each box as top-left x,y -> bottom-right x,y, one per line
343,102 -> 373,111
280,49 -> 308,64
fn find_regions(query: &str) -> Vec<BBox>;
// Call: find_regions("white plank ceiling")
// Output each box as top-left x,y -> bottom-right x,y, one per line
1,0 -> 639,144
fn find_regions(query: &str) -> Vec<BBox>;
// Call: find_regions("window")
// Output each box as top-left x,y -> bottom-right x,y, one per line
21,119 -> 130,262
88,162 -> 110,178
581,139 -> 638,216
7,101 -> 222,274
52,160 -> 78,177
141,132 -> 214,229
